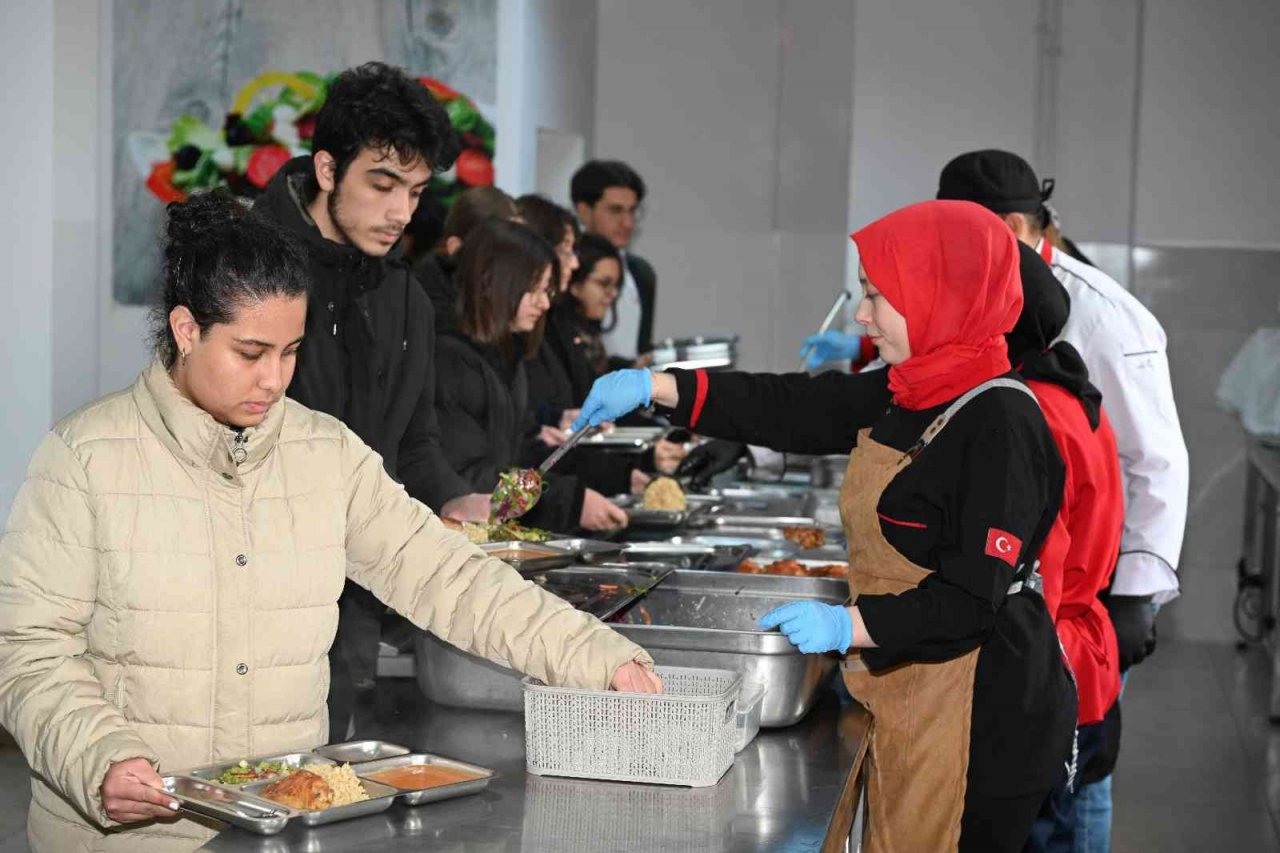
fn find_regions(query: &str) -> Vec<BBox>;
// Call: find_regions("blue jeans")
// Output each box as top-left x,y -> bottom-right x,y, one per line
1073,602 -> 1153,853
1072,771 -> 1112,853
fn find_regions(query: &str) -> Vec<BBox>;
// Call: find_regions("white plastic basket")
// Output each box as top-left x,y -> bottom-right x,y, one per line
522,665 -> 741,787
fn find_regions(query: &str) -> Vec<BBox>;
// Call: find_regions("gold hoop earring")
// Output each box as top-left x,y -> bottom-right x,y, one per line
179,349 -> 188,365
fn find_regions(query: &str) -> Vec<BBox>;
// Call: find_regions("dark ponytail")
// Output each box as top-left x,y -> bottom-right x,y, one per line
150,190 -> 310,367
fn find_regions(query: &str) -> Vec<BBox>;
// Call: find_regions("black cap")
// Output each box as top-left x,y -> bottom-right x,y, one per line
937,149 -> 1055,215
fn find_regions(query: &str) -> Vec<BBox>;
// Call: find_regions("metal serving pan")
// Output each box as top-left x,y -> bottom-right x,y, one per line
314,740 -> 410,764
620,541 -> 755,571
480,541 -> 575,574
415,565 -> 674,711
542,538 -> 625,563
650,335 -> 739,371
529,565 -> 674,621
696,514 -> 819,528
353,753 -> 496,806
241,776 -> 399,827
580,426 -> 665,450
611,494 -> 713,529
163,775 -> 292,835
186,752 -> 335,787
608,570 -> 849,727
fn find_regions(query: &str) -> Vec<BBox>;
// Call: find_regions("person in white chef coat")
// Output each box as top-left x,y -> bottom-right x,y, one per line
937,148 -> 1190,853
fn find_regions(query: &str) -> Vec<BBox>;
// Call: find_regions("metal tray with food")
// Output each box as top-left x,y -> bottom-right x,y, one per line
736,557 -> 851,579
186,752 -> 336,787
242,771 -> 399,827
608,570 -> 849,727
542,537 -> 625,563
162,775 -> 293,836
416,565 -> 675,711
352,753 -> 497,806
479,541 -> 576,574
530,565 -> 674,620
314,740 -> 411,764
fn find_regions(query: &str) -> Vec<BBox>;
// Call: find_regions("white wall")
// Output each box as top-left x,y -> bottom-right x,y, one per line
54,0 -> 105,418
0,1 -> 56,521
848,0 -> 1041,229
1135,0 -> 1280,247
594,0 -> 857,371
497,0 -> 598,202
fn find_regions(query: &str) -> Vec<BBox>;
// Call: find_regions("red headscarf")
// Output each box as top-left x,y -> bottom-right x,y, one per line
851,200 -> 1023,411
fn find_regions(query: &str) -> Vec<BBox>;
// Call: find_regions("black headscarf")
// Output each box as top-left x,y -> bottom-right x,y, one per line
1009,242 -> 1103,429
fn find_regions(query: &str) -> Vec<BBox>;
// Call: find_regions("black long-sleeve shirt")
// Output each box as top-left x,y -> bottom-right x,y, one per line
667,366 -> 1076,795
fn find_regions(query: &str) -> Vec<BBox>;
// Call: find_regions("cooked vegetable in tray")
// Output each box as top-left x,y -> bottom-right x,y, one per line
440,517 -> 552,544
214,760 -> 293,785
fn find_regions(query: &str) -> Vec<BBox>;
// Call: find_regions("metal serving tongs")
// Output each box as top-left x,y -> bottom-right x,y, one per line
490,425 -> 602,523
798,290 -> 854,370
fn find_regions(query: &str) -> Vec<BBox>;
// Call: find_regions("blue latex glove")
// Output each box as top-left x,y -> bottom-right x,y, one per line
799,330 -> 863,370
758,601 -> 853,654
571,369 -> 653,431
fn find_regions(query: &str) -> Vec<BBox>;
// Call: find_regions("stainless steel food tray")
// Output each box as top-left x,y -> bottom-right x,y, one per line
315,740 -> 410,764
529,565 -> 674,620
650,335 -> 738,371
480,541 -> 576,574
695,514 -> 820,528
352,753 -> 496,806
580,426 -> 665,449
241,776 -> 400,827
611,493 -> 713,529
185,752 -> 336,786
163,775 -> 292,836
609,570 -> 848,727
415,565 -> 673,710
542,537 -> 625,563
620,540 -> 755,571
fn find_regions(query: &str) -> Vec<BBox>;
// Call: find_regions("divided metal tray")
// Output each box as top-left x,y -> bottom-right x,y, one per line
165,743 -> 496,835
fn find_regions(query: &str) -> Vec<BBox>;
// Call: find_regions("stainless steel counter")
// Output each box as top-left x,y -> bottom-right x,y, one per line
200,678 -> 868,852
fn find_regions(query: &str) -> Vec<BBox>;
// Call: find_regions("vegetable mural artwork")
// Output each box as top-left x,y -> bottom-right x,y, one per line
138,70 -> 495,206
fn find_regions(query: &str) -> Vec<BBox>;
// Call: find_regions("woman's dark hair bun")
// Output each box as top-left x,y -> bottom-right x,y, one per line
150,190 -> 310,367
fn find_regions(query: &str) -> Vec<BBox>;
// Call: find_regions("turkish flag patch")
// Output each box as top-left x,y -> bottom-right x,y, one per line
984,528 -> 1022,567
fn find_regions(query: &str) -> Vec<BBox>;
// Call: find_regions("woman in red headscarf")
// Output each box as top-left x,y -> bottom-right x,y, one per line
572,201 -> 1078,852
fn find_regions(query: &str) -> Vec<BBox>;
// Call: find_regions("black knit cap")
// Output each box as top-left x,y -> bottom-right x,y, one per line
936,149 -> 1055,215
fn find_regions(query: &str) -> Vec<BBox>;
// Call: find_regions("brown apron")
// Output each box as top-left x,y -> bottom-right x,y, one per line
839,378 -> 1037,853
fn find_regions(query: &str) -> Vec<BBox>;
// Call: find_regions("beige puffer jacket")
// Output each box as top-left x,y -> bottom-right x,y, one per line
0,362 -> 652,852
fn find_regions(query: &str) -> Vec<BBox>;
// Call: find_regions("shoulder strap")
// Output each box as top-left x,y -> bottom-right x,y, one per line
904,377 -> 1038,461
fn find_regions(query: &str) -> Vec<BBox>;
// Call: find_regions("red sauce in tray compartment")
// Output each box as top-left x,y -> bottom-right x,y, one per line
365,764 -> 482,790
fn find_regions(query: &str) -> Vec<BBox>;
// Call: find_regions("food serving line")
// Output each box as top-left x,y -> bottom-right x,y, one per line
199,429 -> 870,851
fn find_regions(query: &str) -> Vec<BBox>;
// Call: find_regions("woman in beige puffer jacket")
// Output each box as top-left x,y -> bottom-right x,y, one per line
0,193 -> 656,852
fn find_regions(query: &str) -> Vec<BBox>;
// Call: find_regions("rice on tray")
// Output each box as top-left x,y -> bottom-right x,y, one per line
303,763 -> 369,807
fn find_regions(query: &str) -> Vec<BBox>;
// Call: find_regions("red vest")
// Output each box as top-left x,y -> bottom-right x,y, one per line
1030,380 -> 1125,725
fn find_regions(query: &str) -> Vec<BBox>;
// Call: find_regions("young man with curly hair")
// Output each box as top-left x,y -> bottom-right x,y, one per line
254,62 -> 491,739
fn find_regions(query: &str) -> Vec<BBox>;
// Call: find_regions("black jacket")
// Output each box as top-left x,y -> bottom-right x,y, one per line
254,157 -> 469,510
525,301 -> 598,427
413,253 -> 459,336
627,252 -> 657,357
434,333 -> 584,532
604,252 -> 657,371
